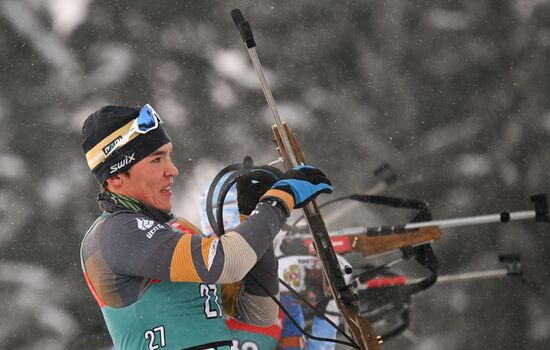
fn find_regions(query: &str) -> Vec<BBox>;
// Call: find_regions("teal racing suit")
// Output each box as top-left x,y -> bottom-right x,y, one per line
80,192 -> 284,350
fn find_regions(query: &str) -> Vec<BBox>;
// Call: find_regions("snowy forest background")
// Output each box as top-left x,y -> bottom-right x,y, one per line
1,0 -> 549,349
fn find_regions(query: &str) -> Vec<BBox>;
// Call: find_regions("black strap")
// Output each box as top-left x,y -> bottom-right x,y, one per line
206,159 -> 282,236
205,163 -> 241,236
180,340 -> 233,350
348,194 -> 439,297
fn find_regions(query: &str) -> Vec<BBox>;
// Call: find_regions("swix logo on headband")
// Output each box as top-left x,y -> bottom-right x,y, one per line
110,153 -> 136,173
103,136 -> 123,155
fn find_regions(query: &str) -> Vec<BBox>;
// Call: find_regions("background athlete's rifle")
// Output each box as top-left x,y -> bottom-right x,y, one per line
231,9 -> 381,350
283,193 -> 547,258
357,253 -> 522,290
351,253 -> 522,343
280,193 -> 546,343
281,227 -> 442,258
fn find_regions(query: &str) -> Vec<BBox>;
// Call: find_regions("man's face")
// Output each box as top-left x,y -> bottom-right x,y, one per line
115,142 -> 179,211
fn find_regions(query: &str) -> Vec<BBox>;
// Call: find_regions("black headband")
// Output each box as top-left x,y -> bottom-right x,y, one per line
81,105 -> 171,185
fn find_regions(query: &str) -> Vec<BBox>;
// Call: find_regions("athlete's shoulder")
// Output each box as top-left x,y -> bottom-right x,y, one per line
92,210 -> 174,248
102,210 -> 160,230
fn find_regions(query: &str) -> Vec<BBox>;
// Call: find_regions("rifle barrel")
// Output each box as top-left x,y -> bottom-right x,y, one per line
405,210 -> 535,230
246,47 -> 299,167
323,210 -> 535,236
287,210 -> 535,238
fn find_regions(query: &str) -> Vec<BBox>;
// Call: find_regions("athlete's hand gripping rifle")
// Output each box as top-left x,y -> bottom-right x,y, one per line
231,9 -> 381,350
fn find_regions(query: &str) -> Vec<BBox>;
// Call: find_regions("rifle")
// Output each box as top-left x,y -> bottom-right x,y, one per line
279,193 -> 546,341
231,9 -> 381,350
352,253 -> 522,342
281,227 -> 442,258
283,192 -> 548,258
356,253 -> 522,289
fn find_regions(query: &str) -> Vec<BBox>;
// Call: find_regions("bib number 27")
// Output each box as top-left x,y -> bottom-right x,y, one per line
144,325 -> 166,350
200,283 -> 223,318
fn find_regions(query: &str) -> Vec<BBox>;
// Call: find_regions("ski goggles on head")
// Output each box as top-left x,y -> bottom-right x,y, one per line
85,104 -> 163,170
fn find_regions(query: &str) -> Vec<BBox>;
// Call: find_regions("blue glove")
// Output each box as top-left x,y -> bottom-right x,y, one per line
261,165 -> 333,213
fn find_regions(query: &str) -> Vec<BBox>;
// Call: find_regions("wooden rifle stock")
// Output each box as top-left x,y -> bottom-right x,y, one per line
272,123 -> 382,350
285,227 -> 442,258
352,227 -> 442,257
